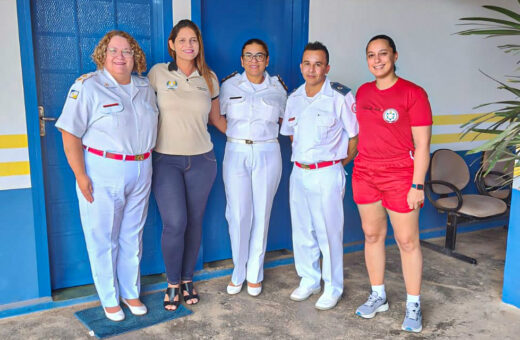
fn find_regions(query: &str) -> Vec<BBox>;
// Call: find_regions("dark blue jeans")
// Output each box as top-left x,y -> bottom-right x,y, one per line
152,150 -> 217,284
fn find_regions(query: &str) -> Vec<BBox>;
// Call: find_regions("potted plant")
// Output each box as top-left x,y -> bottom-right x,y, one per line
458,2 -> 520,183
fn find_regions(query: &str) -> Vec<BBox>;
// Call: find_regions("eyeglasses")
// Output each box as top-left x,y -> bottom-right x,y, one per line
107,47 -> 134,58
242,52 -> 266,62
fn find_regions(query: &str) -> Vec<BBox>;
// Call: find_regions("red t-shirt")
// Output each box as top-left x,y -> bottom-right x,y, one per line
355,78 -> 432,161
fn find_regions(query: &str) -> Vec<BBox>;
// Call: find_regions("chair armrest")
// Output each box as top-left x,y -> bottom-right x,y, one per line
425,180 -> 463,212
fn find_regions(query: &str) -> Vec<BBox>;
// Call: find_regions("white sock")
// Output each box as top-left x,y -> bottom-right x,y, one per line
406,294 -> 420,306
371,284 -> 386,300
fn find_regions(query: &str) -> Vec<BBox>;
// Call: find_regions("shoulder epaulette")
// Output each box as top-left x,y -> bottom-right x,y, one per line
276,75 -> 288,92
330,82 -> 351,96
75,72 -> 96,84
220,71 -> 238,84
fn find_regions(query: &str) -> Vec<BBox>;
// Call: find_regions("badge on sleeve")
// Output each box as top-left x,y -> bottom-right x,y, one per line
69,89 -> 79,99
166,80 -> 178,89
383,108 -> 399,123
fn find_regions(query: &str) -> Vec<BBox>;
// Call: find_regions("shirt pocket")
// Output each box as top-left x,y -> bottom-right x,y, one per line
315,112 -> 336,142
260,98 -> 282,122
227,96 -> 247,120
98,103 -> 124,126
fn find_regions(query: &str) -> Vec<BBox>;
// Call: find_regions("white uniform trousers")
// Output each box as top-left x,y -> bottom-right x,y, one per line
289,162 -> 346,298
223,141 -> 282,285
77,151 -> 152,307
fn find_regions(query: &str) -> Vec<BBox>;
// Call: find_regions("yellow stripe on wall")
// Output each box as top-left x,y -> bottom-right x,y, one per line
433,113 -> 502,126
0,134 -> 28,149
0,161 -> 31,176
431,132 -> 497,144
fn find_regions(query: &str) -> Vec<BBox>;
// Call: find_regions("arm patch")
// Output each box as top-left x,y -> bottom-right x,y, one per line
220,71 -> 238,84
277,75 -> 288,91
330,82 -> 351,96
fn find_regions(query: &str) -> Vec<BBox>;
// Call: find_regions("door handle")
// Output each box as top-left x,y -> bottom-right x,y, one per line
39,105 -> 57,136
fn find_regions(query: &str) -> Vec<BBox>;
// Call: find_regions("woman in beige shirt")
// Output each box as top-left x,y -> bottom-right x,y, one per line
148,19 -> 226,311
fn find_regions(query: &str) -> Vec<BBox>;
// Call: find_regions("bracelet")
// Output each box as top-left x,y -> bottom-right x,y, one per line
411,184 -> 424,190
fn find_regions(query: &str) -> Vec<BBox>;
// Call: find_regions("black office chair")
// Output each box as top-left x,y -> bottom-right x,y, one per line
422,149 -> 508,264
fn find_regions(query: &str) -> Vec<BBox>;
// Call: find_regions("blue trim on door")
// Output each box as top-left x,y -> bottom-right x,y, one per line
290,0 -> 309,88
191,0 -> 202,28
152,0 -> 173,63
16,0 -> 52,299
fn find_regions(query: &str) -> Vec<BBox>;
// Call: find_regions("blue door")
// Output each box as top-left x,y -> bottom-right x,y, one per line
31,0 -> 170,290
199,0 -> 309,262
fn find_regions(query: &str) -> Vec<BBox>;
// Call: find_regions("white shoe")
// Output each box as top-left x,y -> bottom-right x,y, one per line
290,286 -> 321,301
315,293 -> 342,310
247,283 -> 262,297
104,307 -> 125,322
227,282 -> 243,295
121,298 -> 147,316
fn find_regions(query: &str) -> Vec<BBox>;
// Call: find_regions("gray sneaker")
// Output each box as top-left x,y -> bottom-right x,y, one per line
355,291 -> 389,318
401,302 -> 423,333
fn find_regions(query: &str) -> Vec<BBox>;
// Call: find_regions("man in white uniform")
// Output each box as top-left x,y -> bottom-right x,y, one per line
280,41 -> 358,310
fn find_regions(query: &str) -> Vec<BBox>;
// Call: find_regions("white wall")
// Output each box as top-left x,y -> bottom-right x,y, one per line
310,0 -> 518,150
173,0 -> 191,24
0,0 -> 31,189
310,0 -> 517,112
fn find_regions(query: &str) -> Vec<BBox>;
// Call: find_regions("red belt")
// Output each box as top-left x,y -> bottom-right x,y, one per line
295,160 -> 340,170
83,145 -> 151,161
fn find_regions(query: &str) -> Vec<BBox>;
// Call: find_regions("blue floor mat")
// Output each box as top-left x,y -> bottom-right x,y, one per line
74,291 -> 192,339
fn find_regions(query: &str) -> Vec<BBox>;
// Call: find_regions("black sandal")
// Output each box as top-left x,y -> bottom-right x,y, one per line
163,286 -> 181,311
181,282 -> 199,304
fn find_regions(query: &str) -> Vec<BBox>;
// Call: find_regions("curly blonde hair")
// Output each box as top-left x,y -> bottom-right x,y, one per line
92,30 -> 147,74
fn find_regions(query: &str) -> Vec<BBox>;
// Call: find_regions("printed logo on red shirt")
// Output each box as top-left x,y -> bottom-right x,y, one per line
382,108 -> 399,123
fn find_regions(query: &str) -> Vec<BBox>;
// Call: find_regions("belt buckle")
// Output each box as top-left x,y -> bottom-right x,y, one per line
135,154 -> 145,161
300,163 -> 311,169
245,139 -> 254,145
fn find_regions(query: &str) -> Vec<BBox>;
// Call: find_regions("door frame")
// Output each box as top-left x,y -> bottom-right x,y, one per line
16,0 -> 172,296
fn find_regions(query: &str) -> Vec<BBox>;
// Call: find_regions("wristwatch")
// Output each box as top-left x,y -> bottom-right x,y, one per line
411,184 -> 424,190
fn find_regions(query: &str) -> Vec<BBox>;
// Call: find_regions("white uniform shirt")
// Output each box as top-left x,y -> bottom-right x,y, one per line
56,69 -> 158,155
220,71 -> 287,141
280,77 -> 358,163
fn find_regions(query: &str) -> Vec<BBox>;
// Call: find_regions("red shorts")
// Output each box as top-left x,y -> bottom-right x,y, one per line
352,155 -> 414,213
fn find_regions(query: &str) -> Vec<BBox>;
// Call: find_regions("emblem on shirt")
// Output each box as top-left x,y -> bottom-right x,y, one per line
69,90 -> 79,99
383,108 -> 399,123
166,80 -> 178,89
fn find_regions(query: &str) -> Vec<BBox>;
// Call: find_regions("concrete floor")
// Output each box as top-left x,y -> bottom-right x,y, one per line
1,227 -> 519,339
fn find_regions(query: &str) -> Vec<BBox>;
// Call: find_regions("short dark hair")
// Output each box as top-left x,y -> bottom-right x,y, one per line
241,38 -> 269,57
366,34 -> 397,53
303,41 -> 329,65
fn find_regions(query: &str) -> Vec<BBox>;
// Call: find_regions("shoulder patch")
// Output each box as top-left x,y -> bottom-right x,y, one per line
75,72 -> 95,84
330,82 -> 351,96
220,71 -> 238,84
276,75 -> 288,92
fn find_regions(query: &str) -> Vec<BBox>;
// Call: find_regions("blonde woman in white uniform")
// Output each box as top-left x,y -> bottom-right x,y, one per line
220,39 -> 287,296
56,31 -> 157,321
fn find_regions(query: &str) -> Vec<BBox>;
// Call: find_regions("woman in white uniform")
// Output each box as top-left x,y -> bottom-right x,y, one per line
220,38 -> 287,296
56,30 -> 157,321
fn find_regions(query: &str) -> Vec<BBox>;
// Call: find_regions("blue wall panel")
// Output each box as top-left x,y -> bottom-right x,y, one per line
0,189 -> 39,305
503,189 -> 520,308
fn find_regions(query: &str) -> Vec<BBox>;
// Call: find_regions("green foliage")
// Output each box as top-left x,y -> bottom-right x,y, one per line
458,1 -> 520,179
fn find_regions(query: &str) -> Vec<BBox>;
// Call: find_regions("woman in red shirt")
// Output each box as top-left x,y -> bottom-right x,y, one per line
352,35 -> 432,333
